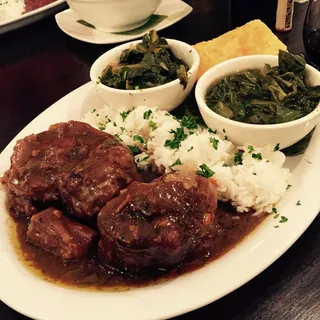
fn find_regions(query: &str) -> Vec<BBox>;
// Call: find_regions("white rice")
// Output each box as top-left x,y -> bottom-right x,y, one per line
83,105 -> 290,214
0,0 -> 25,23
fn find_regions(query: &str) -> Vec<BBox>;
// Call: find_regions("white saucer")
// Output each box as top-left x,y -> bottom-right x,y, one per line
55,0 -> 193,44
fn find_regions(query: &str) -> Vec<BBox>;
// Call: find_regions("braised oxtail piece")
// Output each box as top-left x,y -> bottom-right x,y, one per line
97,172 -> 218,274
27,208 -> 97,260
2,121 -> 139,219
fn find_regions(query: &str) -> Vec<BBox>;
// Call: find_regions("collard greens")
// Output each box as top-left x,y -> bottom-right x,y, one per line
205,50 -> 320,124
100,30 -> 189,90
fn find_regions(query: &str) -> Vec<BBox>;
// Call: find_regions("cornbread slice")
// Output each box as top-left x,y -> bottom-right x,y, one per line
193,19 -> 287,79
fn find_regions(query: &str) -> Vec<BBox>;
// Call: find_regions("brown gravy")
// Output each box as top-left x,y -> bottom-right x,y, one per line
11,202 -> 267,290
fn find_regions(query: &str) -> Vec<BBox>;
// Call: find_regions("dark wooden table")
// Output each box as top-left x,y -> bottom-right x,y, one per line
1,1 -> 319,319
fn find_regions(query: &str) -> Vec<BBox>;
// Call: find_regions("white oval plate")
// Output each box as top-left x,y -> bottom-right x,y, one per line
55,0 -> 192,44
0,82 -> 319,320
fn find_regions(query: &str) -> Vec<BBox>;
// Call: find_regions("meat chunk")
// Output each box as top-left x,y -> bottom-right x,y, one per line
97,172 -> 218,273
27,208 -> 97,260
2,121 -> 139,219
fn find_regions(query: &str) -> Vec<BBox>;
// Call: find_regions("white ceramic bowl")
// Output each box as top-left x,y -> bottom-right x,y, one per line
195,55 -> 320,149
67,0 -> 162,32
90,39 -> 200,112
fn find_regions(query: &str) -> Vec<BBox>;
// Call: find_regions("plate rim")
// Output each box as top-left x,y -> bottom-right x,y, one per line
0,0 -> 65,28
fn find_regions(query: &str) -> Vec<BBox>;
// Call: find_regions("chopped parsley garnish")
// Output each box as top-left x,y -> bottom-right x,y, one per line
209,137 -> 219,150
164,127 -> 187,149
252,173 -> 257,175
137,156 -> 149,163
208,128 -> 217,134
274,225 -> 279,228
128,145 -> 140,154
272,207 -> 277,214
170,158 -> 182,167
120,110 -> 131,122
224,135 -> 228,140
180,116 -> 198,130
252,153 -> 262,160
114,134 -> 122,141
286,184 -> 292,190
279,216 -> 288,223
233,151 -> 243,165
113,122 -> 117,127
296,200 -> 301,206
187,146 -> 194,152
274,143 -> 280,151
149,120 -> 157,131
96,113 -> 99,117
98,123 -> 106,131
91,108 -> 96,113
133,135 -> 144,143
248,145 -> 254,154
273,213 -> 280,219
196,164 -> 215,178
143,110 -> 152,119
223,128 -> 226,133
